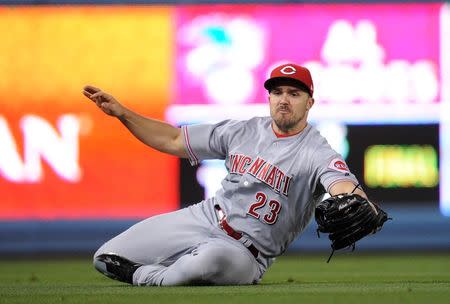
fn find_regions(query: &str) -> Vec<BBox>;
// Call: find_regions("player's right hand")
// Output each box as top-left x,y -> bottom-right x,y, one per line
83,85 -> 126,118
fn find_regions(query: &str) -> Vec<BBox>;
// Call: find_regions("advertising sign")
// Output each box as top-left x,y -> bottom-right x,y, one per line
0,6 -> 177,219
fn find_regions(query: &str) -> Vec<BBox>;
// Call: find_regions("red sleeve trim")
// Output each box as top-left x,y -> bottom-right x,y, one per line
183,126 -> 199,166
326,178 -> 358,193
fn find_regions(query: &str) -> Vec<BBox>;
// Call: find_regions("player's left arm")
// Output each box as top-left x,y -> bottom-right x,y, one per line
328,181 -> 368,199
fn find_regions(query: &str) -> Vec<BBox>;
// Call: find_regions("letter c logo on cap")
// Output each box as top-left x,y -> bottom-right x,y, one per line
280,66 -> 296,75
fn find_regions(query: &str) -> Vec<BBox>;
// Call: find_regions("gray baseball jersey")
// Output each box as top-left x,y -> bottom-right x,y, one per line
183,116 -> 358,257
94,116 -> 359,286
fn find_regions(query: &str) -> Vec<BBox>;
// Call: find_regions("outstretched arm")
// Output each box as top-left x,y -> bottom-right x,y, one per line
83,85 -> 188,158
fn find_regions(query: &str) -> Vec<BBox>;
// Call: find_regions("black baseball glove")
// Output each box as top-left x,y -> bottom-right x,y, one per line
315,193 -> 390,262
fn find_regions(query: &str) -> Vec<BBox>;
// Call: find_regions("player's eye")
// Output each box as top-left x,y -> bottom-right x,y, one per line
271,90 -> 281,95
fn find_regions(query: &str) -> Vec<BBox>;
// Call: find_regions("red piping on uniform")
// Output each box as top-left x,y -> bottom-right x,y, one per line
183,126 -> 198,165
271,124 -> 303,138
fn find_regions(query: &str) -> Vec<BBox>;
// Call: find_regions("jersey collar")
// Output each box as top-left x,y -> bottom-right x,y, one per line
271,123 -> 308,138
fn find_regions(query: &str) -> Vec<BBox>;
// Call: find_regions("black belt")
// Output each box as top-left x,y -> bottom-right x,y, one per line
215,205 -> 259,258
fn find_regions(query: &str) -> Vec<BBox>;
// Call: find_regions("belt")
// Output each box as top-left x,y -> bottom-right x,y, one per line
215,205 -> 259,258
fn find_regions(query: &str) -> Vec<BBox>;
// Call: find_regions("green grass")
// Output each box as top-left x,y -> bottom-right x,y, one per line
0,254 -> 449,303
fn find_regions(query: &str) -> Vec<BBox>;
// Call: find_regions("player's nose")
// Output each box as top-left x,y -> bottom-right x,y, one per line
279,93 -> 290,104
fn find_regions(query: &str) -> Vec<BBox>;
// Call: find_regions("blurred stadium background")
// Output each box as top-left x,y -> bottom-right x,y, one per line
0,0 -> 449,259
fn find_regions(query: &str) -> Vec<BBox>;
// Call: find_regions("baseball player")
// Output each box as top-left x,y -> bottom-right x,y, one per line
83,63 -> 368,286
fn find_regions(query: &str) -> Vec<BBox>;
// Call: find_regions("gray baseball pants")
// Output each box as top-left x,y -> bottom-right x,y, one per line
93,199 -> 270,286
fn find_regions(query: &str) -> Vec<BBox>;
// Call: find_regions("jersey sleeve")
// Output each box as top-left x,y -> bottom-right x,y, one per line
319,156 -> 359,193
181,120 -> 242,166
312,145 -> 359,193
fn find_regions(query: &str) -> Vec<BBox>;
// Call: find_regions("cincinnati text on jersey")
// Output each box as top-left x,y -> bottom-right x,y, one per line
229,154 -> 292,196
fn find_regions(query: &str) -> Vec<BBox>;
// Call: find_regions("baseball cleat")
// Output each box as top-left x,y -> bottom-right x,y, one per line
95,253 -> 143,284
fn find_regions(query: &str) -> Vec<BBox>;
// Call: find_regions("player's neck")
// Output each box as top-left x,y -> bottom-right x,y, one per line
271,122 -> 307,138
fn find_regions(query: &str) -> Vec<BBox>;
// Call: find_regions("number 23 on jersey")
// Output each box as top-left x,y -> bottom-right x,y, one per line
247,192 -> 282,225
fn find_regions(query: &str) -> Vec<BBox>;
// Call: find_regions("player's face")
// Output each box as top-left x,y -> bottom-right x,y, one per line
269,85 -> 314,134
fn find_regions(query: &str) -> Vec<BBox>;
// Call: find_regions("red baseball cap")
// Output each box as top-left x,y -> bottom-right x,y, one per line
264,63 -> 314,96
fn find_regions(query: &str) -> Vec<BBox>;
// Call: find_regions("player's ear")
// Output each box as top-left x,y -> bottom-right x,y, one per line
306,97 -> 315,110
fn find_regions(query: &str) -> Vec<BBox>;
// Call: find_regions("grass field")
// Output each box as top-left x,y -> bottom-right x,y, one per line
0,254 -> 449,303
